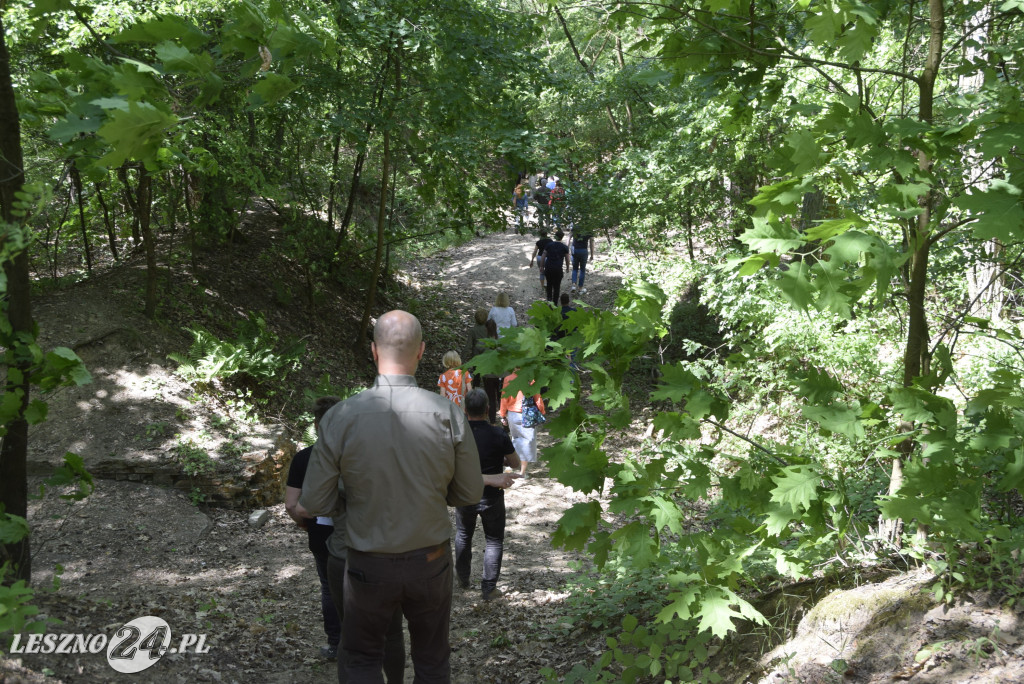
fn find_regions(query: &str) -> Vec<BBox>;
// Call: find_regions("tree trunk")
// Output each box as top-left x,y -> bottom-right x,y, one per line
71,164 -> 93,275
879,0 -> 945,547
138,166 -> 158,318
326,130 -> 342,232
358,47 -> 397,348
95,180 -> 119,260
0,15 -> 34,584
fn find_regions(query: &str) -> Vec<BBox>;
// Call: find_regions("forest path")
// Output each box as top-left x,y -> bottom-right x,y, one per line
9,219 -> 625,684
399,221 -> 626,681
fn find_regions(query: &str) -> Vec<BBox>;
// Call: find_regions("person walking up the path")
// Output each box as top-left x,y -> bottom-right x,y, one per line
529,232 -> 553,290
512,181 -> 529,232
570,229 -> 595,294
466,308 -> 489,389
285,396 -> 345,662
549,179 -> 567,228
438,351 -> 471,408
289,395 -> 406,683
540,230 -> 570,304
300,310 -> 484,683
482,320 -> 501,424
533,179 -> 551,231
455,389 -> 521,601
488,292 -> 518,336
499,371 -> 546,479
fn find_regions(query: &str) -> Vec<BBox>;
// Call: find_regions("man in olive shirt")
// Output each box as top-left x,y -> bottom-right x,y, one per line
300,310 -> 484,683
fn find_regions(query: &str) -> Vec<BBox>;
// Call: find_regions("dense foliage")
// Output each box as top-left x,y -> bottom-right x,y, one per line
2,0 -> 1024,680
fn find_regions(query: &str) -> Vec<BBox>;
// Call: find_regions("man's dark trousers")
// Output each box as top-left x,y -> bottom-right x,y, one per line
454,493 -> 506,595
545,268 -> 564,303
342,542 -> 453,683
326,555 -> 404,683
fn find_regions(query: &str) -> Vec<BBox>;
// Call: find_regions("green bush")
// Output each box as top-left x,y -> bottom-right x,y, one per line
168,314 -> 305,386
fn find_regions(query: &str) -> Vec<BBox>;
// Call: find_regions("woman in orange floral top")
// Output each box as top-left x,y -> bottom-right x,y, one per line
498,371 -> 545,478
438,351 -> 472,408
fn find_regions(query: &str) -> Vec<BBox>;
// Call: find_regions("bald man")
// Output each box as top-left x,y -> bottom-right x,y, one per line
301,310 -> 484,683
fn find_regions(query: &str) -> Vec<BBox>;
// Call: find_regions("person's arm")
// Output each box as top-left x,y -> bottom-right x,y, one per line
483,472 -> 519,489
503,449 -> 521,472
529,246 -> 538,266
446,412 -> 484,506
535,393 -> 547,415
284,486 -> 309,527
589,236 -> 595,256
511,310 -> 518,327
563,250 -> 571,271
298,422 -> 343,517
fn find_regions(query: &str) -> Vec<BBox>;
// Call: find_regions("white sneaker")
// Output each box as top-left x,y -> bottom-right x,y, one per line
579,288 -> 587,294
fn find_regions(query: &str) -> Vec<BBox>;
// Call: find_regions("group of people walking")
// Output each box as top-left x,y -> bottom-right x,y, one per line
280,173 -> 598,683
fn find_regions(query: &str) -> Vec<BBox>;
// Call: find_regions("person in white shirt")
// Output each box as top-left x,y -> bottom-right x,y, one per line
487,293 -> 518,335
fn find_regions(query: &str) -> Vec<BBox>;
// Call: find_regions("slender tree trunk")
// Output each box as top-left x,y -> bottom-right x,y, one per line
138,167 -> 158,318
70,165 -> 93,275
0,16 -> 33,583
118,165 -> 141,245
95,180 -> 119,260
554,6 -> 621,136
358,47 -> 397,348
326,131 -> 342,232
880,0 -> 945,546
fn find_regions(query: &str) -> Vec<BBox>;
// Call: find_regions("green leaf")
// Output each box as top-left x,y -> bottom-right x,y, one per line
998,449 -> 1024,493
154,41 -> 215,75
696,588 -> 750,638
0,513 -> 30,544
955,180 -> 1024,242
801,403 -> 865,439
552,501 -> 602,551
248,73 -> 298,107
786,130 -> 824,175
770,465 -> 821,511
740,215 -> 803,253
97,102 -> 178,167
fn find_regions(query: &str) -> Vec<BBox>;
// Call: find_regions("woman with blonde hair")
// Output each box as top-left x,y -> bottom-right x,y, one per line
438,351 -> 471,408
499,371 -> 545,479
487,293 -> 517,335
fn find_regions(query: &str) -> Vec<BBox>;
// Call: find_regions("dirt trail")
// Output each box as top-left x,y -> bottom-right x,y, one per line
6,226 -> 624,684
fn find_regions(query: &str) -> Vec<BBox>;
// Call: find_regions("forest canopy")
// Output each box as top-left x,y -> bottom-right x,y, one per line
3,0 -> 1024,680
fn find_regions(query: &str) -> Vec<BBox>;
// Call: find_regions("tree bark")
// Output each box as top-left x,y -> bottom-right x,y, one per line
0,15 -> 33,583
71,165 -> 93,275
95,180 -> 119,260
138,166 -> 158,318
880,0 -> 945,547
357,47 -> 397,348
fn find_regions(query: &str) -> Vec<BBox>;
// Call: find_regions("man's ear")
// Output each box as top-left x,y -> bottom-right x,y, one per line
416,341 -> 425,361
371,342 -> 379,364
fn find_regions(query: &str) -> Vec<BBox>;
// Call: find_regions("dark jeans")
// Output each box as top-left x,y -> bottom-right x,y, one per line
545,268 -> 564,303
326,555 -> 405,684
483,375 -> 500,423
310,524 -> 342,648
343,543 -> 453,683
454,493 -> 506,594
572,249 -> 588,288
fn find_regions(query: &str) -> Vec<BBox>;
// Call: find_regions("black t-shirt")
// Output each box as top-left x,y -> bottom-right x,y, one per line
534,186 -> 550,204
287,446 -> 332,531
543,241 -> 569,270
572,234 -> 591,250
553,305 -> 576,341
469,420 -> 514,498
535,237 -> 552,255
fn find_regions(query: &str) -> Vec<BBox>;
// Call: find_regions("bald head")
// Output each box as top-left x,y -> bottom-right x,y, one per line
372,310 -> 424,374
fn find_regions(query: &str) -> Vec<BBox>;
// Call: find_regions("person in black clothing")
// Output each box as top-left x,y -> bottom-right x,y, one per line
285,397 -> 345,661
455,389 -> 522,601
540,230 -> 571,303
286,396 -> 405,680
553,292 -> 576,341
529,232 -> 553,289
